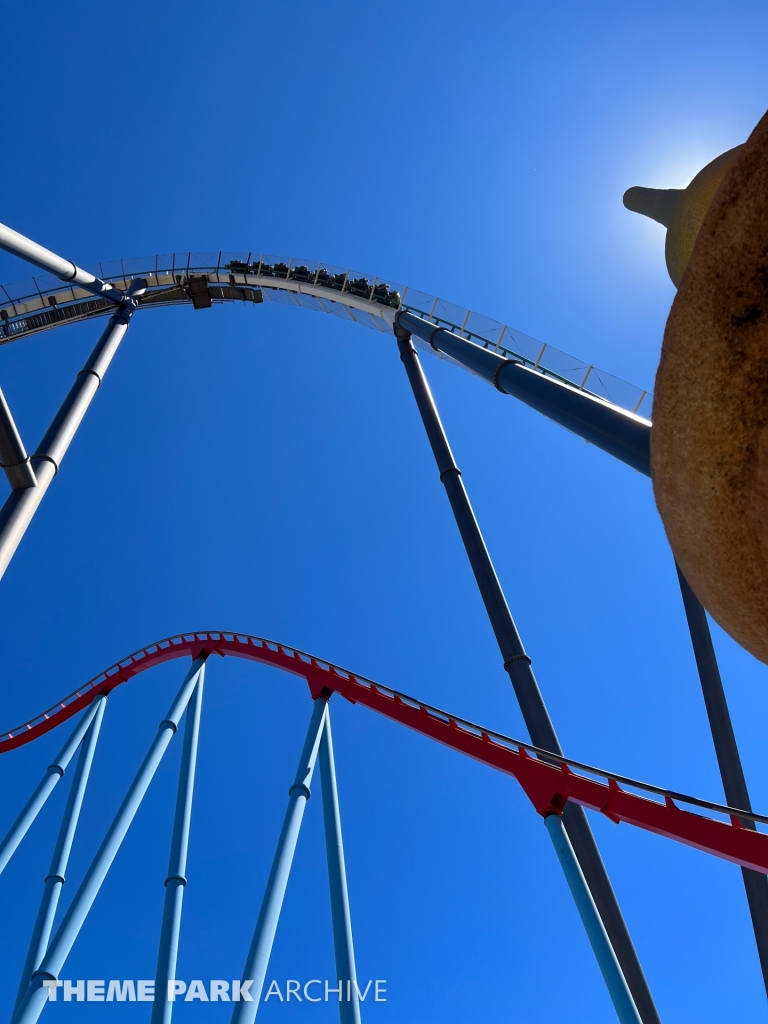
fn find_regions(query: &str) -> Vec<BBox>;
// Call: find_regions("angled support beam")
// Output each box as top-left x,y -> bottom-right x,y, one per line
151,670 -> 206,1024
545,815 -> 641,1024
0,278 -> 145,584
13,696 -> 107,1016
676,567 -> 768,996
0,697 -> 105,878
12,657 -> 207,1024
319,710 -> 362,1024
0,222 -> 124,305
231,698 -> 328,1024
396,311 -> 651,476
0,386 -> 36,490
394,325 -> 660,1024
398,309 -> 767,1003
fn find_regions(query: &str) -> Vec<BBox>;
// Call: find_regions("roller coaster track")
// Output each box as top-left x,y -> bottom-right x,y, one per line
4,631 -> 768,876
0,221 -> 758,1022
0,251 -> 653,422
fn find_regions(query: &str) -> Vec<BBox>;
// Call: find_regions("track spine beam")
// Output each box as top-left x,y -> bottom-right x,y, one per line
395,310 -> 651,475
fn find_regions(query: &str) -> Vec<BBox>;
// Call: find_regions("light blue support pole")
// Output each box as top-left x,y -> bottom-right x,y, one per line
13,696 -> 107,1016
544,814 -> 642,1024
151,669 -> 205,1024
231,698 -> 329,1024
12,657 -> 207,1024
0,698 -> 104,878
319,711 -> 362,1024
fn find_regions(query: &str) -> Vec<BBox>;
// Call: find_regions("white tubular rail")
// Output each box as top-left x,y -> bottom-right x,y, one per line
0,222 -> 124,304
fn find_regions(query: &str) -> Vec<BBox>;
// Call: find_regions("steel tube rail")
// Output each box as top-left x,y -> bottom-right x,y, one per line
0,385 -> 36,490
319,711 -> 362,1024
544,815 -> 642,1024
12,657 -> 207,1024
13,696 -> 107,1016
152,670 -> 206,1024
0,281 -> 143,584
231,698 -> 329,1024
394,326 -> 660,1024
0,222 -> 123,304
0,697 -> 104,878
395,310 -> 651,476
676,567 -> 768,995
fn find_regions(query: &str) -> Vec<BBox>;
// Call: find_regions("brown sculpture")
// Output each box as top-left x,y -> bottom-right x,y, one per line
625,110 -> 768,665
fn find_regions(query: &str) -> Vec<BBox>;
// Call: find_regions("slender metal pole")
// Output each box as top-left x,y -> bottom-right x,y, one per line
544,815 -> 642,1024
395,327 -> 660,1024
0,278 -> 145,584
151,670 -> 206,1024
0,221 -> 124,304
13,696 -> 107,1016
319,711 -> 362,1024
676,566 -> 768,995
0,697 -> 105,878
12,657 -> 206,1024
231,699 -> 328,1024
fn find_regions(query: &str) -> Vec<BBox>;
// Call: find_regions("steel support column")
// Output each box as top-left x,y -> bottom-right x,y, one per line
0,697 -> 105,878
319,710 -> 362,1024
231,698 -> 328,1024
0,278 -> 145,584
13,696 -> 107,1015
395,327 -> 659,1024
12,657 -> 207,1024
544,815 -> 642,1024
676,566 -> 768,996
152,670 -> 206,1024
0,385 -> 36,490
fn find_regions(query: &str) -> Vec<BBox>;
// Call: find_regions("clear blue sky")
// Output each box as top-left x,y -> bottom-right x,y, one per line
0,2 -> 767,1021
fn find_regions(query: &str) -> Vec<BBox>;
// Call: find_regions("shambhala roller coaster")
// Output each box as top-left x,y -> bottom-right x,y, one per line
0,221 -> 763,1024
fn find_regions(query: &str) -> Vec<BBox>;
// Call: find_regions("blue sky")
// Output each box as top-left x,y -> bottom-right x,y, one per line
1,2 -> 767,1021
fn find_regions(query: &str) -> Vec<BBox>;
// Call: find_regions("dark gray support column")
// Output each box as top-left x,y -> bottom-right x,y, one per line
676,566 -> 768,997
395,326 -> 660,1024
0,386 -> 36,490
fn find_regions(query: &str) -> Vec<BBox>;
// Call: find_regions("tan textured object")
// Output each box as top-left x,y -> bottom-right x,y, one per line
652,109 -> 768,664
664,145 -> 743,286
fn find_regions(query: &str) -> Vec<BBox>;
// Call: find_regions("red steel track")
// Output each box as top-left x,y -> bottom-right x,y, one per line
4,630 -> 768,874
